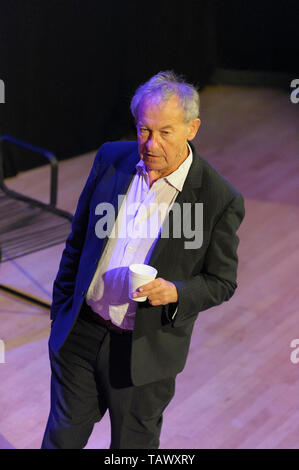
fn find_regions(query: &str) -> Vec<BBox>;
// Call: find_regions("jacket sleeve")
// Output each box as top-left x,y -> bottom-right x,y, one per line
50,148 -> 102,321
169,193 -> 245,326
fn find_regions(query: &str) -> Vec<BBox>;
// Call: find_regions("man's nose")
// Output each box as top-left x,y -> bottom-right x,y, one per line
145,133 -> 159,152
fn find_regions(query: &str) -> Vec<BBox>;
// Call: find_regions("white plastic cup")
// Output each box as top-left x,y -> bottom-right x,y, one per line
129,264 -> 158,302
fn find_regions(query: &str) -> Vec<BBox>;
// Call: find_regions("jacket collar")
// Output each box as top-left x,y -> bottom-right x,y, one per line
120,140 -> 203,194
97,141 -> 203,262
123,141 -> 203,268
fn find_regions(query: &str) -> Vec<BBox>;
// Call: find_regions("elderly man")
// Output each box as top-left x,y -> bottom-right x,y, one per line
41,71 -> 245,449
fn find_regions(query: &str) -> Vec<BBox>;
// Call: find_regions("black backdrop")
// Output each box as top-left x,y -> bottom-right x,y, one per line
0,0 -> 298,175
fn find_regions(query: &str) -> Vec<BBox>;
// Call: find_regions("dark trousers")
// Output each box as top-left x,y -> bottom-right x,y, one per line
41,302 -> 176,449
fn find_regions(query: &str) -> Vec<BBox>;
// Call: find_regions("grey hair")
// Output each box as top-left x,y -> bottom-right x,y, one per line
130,71 -> 200,123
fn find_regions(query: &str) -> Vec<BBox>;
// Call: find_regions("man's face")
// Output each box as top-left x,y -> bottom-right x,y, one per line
136,94 -> 201,178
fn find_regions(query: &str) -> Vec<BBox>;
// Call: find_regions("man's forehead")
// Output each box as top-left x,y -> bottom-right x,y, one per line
137,94 -> 184,123
140,93 -> 180,110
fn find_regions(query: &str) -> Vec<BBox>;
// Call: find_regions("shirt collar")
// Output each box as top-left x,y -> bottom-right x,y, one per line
135,143 -> 193,192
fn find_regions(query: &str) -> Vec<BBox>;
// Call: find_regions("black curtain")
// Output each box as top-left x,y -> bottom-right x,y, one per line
0,0 -> 297,176
215,0 -> 298,74
0,0 -> 216,175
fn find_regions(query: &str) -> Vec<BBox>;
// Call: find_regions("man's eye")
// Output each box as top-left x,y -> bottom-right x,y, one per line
162,131 -> 170,136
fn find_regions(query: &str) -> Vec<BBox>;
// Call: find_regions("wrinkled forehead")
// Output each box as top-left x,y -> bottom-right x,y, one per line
137,93 -> 185,124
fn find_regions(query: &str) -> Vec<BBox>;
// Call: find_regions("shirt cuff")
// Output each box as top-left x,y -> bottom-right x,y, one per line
171,305 -> 178,320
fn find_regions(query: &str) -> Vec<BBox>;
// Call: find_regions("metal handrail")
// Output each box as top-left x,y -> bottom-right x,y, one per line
0,134 -> 73,221
0,135 -> 73,308
0,134 -> 58,207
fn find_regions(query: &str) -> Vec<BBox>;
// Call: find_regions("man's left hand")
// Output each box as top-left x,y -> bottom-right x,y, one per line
132,277 -> 178,305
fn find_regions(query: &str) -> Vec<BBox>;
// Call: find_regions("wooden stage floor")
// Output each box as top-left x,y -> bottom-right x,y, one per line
0,84 -> 298,449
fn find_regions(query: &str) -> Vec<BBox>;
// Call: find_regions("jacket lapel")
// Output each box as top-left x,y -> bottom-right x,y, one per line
148,144 -> 203,269
96,142 -> 204,266
98,146 -> 140,254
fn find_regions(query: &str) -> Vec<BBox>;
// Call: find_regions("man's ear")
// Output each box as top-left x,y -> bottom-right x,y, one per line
187,118 -> 201,141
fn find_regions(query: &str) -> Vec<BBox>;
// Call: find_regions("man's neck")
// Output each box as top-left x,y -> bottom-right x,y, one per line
147,144 -> 190,188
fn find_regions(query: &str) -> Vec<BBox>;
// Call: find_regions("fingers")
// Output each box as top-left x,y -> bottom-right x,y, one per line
132,278 -> 162,299
140,278 -> 162,293
132,278 -> 177,305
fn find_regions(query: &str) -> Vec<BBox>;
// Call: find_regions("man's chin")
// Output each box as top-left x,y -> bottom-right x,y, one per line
144,161 -> 164,171
142,154 -> 164,166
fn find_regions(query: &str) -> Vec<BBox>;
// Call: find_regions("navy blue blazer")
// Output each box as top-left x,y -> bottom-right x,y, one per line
49,141 -> 245,386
